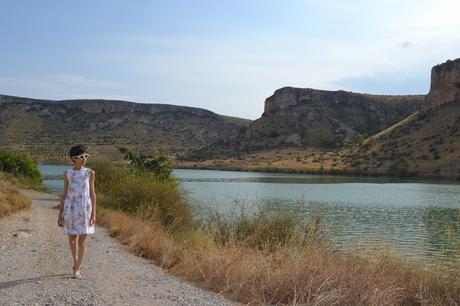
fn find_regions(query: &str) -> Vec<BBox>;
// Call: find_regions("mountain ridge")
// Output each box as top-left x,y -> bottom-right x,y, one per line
2,57 -> 459,179
0,94 -> 251,162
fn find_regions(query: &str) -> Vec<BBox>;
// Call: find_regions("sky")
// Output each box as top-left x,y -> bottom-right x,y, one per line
0,0 -> 459,120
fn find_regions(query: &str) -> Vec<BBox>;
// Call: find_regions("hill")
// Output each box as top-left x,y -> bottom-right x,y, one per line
183,87 -> 426,160
179,58 -> 460,180
0,94 -> 251,162
340,58 -> 460,179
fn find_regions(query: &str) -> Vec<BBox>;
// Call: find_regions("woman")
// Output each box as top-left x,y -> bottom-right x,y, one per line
57,144 -> 96,279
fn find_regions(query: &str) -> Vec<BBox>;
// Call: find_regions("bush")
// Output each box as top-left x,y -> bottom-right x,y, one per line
118,147 -> 175,181
0,149 -> 42,182
89,160 -> 193,233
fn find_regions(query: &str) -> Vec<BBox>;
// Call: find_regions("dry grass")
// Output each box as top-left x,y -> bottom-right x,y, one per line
97,205 -> 460,305
97,207 -> 182,269
0,176 -> 32,219
0,170 -> 48,193
91,160 -> 460,305
177,147 -> 348,175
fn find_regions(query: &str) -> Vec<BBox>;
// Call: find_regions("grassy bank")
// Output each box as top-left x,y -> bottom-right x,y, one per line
0,174 -> 32,219
91,160 -> 460,305
0,150 -> 46,219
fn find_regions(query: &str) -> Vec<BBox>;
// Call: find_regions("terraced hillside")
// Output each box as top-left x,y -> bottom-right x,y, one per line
0,95 -> 251,162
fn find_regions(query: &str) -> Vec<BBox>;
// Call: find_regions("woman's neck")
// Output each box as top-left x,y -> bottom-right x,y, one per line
72,165 -> 85,170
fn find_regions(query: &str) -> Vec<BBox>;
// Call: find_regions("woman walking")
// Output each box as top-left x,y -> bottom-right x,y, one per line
57,144 -> 96,279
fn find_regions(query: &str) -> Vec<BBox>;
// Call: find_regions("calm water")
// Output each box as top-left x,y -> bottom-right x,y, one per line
39,164 -> 460,264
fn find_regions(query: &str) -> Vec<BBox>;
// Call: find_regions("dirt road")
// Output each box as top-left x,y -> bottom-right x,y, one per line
0,189 -> 236,306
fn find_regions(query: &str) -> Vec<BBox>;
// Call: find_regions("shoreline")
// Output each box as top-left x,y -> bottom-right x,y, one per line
38,160 -> 460,184
174,162 -> 460,184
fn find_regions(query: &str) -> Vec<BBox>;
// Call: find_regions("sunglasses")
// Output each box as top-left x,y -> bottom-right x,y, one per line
73,153 -> 90,160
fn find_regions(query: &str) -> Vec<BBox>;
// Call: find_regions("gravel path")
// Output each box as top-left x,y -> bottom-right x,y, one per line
0,189 -> 238,306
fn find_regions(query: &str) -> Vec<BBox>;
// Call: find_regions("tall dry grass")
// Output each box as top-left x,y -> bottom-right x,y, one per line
92,160 -> 460,305
97,206 -> 460,305
0,175 -> 32,219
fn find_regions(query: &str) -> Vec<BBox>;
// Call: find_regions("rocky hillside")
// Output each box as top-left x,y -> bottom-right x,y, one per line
184,87 -> 426,160
181,57 -> 460,179
0,95 -> 251,162
340,58 -> 460,179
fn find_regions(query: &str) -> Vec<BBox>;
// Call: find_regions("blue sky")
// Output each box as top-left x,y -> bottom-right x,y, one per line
1,0 -> 459,119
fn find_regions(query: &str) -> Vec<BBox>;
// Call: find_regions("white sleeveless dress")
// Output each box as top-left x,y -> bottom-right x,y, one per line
63,167 -> 95,235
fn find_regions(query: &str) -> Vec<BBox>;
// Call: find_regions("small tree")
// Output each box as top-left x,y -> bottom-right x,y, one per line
118,147 -> 175,181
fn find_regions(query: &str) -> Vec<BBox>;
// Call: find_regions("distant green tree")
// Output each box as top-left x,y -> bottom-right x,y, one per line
118,147 -> 175,181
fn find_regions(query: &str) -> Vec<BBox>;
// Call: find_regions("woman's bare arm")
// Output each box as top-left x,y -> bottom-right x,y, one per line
59,171 -> 68,214
58,170 -> 68,225
89,170 -> 96,223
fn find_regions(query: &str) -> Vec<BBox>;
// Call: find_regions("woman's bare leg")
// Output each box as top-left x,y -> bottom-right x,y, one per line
68,234 -> 78,268
75,234 -> 88,273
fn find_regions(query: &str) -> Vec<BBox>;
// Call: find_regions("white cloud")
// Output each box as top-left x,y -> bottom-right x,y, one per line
0,73 -> 123,90
46,73 -> 121,88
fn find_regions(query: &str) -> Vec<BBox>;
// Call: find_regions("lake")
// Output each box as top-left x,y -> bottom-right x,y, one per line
39,164 -> 460,265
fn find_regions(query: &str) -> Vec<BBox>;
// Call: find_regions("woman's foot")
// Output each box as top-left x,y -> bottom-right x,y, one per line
72,265 -> 82,279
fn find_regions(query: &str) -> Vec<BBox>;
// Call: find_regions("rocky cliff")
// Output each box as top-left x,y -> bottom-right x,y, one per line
426,58 -> 460,106
341,57 -> 460,179
182,58 -> 460,179
184,87 -> 426,160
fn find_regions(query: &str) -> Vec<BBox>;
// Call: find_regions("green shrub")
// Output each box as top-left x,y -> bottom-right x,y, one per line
118,147 -> 175,181
0,149 -> 42,183
89,159 -> 193,233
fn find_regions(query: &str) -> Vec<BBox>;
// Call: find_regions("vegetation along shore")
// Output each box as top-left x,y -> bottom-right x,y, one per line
85,151 -> 460,304
2,145 -> 460,304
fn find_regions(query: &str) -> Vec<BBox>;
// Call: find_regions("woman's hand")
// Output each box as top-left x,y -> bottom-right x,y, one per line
89,213 -> 96,226
57,214 -> 63,227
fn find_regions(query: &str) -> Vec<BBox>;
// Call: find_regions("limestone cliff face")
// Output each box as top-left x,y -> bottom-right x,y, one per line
263,87 -> 355,114
263,87 -> 303,113
263,87 -> 425,116
426,58 -> 460,106
186,86 -> 427,161
341,58 -> 460,179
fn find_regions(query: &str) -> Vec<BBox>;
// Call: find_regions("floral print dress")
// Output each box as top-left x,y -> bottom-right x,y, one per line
63,167 -> 95,235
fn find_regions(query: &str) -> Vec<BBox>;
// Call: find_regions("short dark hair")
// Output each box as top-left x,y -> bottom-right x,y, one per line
69,144 -> 87,158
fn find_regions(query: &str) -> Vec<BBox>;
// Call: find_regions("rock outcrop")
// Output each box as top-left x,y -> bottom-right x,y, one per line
426,58 -> 460,106
343,57 -> 460,179
263,87 -> 426,116
185,87 -> 427,160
